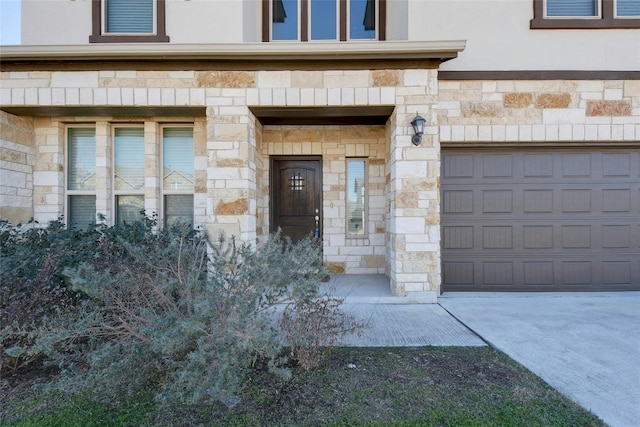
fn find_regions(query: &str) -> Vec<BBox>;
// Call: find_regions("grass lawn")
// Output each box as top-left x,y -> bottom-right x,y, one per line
1,346 -> 604,427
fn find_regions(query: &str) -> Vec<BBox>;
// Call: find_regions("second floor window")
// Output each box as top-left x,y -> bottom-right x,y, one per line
265,0 -> 385,42
532,0 -> 640,28
105,0 -> 154,34
90,0 -> 169,43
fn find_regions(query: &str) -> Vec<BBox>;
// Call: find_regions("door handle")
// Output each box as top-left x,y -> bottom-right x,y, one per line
314,208 -> 320,238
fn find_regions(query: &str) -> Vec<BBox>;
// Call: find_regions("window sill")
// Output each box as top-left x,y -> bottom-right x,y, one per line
346,237 -> 370,246
530,17 -> 640,29
89,35 -> 170,43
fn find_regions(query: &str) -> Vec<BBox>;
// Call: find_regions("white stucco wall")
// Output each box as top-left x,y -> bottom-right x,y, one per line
166,0 -> 244,43
16,1 -> 640,71
21,0 -> 92,45
410,0 -> 640,71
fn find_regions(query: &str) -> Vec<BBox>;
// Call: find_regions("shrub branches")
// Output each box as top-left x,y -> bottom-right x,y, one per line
1,218 -> 363,407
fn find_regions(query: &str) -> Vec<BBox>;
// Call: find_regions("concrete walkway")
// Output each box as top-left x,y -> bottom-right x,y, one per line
322,275 -> 640,427
321,275 -> 485,347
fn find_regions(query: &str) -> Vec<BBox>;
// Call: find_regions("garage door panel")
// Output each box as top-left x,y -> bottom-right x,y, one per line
442,149 -> 640,291
483,154 -> 513,177
524,261 -> 555,286
524,153 -> 554,177
523,225 -> 554,249
562,153 -> 592,177
602,153 -> 631,176
483,262 -> 514,285
602,261 -> 632,285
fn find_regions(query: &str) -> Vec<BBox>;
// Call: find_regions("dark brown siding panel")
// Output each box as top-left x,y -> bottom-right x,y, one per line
442,149 -> 640,291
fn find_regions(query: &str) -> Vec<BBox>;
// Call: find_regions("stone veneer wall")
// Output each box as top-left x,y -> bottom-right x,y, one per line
261,125 -> 387,275
0,68 -> 441,296
438,80 -> 640,143
0,110 -> 35,223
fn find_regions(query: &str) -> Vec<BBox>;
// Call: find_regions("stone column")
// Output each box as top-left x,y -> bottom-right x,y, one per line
144,121 -> 160,220
387,70 -> 441,301
0,111 -> 35,224
193,118 -> 208,228
32,118 -> 64,224
95,121 -> 111,225
206,104 -> 257,242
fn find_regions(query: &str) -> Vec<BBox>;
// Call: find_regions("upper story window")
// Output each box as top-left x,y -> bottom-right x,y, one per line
106,0 -> 154,33
263,0 -> 386,42
531,0 -> 640,28
90,0 -> 169,43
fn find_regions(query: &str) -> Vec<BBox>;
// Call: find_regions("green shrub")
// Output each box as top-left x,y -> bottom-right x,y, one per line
2,218 -> 343,406
0,218 -> 98,371
1,215 -> 172,371
2,217 -> 363,407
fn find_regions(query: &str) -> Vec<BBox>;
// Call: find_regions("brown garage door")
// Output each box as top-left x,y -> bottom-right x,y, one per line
441,149 -> 640,291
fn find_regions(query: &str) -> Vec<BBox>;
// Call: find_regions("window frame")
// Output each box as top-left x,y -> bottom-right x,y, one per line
346,158 -> 368,238
112,125 -> 146,225
531,0 -> 640,28
263,0 -> 386,42
66,126 -> 97,230
90,0 -> 169,43
161,125 -> 195,227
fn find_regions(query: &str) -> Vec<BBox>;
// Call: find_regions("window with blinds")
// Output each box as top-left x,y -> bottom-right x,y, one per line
546,0 -> 598,17
105,0 -> 154,34
347,159 -> 367,237
114,127 -> 145,225
67,128 -> 97,230
617,0 -> 640,16
163,127 -> 194,226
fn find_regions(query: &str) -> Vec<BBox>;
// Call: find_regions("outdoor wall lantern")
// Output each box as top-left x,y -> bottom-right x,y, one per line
411,113 -> 426,146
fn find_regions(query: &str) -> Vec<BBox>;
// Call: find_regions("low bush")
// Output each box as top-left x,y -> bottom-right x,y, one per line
0,218 -> 97,371
1,217 -> 362,408
280,294 -> 364,370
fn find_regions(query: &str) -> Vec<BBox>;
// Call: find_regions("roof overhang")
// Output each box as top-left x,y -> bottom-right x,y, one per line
0,40 -> 466,71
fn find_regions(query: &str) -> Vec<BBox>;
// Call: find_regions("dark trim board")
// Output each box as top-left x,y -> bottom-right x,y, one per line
439,71 -> 640,80
0,106 -> 206,118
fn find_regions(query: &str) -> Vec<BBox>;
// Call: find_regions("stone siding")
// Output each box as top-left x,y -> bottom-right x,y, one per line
0,111 -> 35,223
262,125 -> 387,274
0,67 -> 441,296
438,80 -> 640,143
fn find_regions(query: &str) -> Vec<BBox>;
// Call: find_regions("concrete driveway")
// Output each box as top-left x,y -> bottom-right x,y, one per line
439,292 -> 640,427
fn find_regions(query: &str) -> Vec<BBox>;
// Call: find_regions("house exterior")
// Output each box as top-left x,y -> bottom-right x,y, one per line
1,0 -> 639,298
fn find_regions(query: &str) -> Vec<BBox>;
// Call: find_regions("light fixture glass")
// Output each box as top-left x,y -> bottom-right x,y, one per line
411,113 -> 426,146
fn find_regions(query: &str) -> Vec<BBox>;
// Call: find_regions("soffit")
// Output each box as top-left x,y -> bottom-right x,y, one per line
251,106 -> 394,125
0,106 -> 392,126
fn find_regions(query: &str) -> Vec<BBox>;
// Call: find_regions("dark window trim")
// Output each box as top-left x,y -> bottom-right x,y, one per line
262,0 -> 386,42
301,0 -> 309,42
340,0 -> 347,41
90,0 -> 169,43
531,0 -> 640,29
438,70 -> 640,80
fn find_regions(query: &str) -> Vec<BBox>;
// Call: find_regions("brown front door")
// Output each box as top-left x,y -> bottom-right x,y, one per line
271,156 -> 322,243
